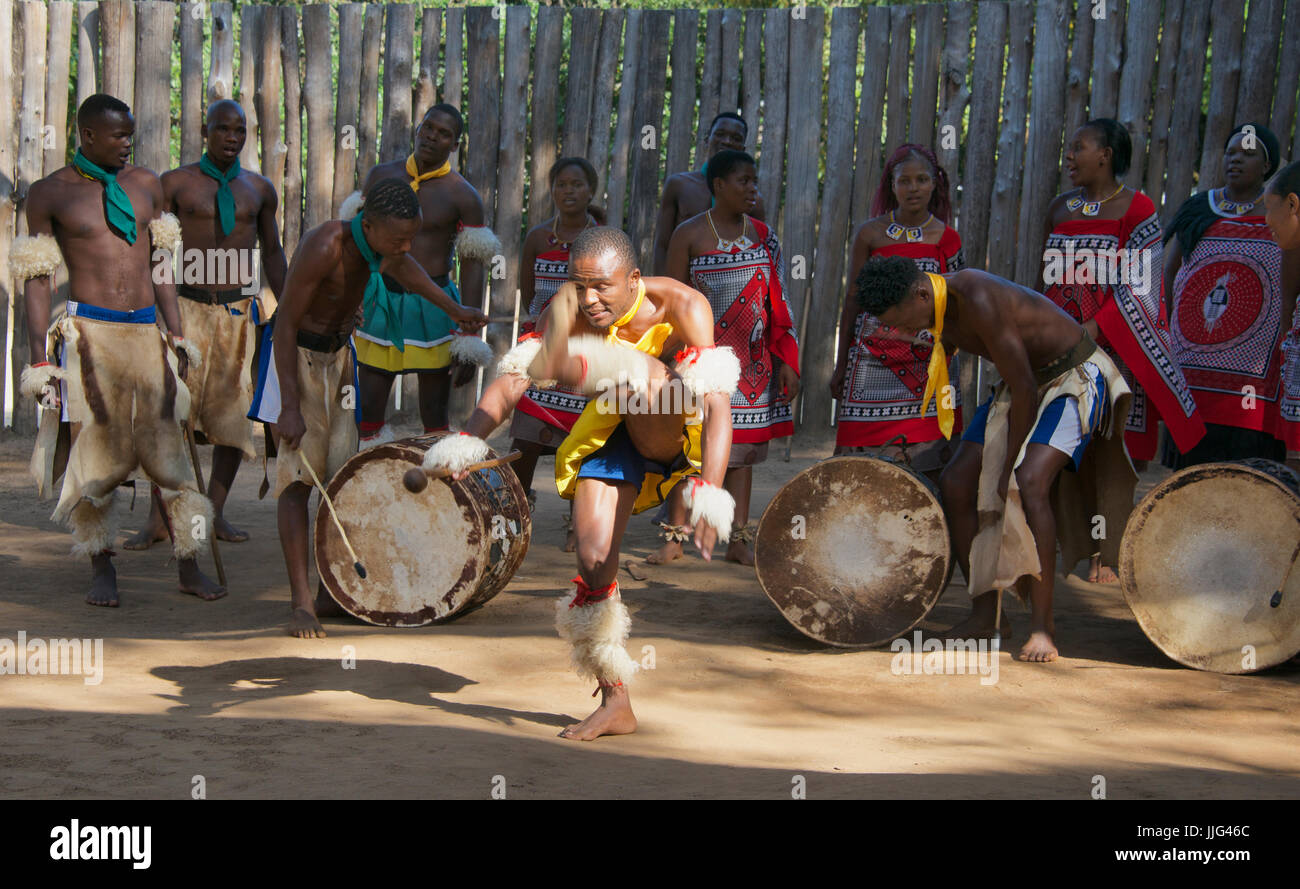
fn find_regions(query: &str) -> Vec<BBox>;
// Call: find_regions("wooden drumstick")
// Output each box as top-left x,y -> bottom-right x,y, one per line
1271,539 -> 1300,607
297,451 -> 367,579
403,450 -> 524,493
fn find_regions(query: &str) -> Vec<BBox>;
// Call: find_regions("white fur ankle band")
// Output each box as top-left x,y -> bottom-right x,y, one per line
9,234 -> 64,281
554,581 -> 639,686
421,432 -> 491,473
449,332 -> 494,367
681,477 -> 736,542
675,345 -> 741,400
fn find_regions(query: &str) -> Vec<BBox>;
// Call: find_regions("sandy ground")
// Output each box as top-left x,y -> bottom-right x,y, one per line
1,424 -> 1298,800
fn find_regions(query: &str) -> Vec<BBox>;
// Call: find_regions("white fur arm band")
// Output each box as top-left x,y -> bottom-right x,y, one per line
20,363 -> 65,409
172,335 -> 202,370
675,345 -> 741,400
449,332 -> 494,367
497,338 -> 557,388
149,212 -> 183,256
9,234 -> 64,281
682,477 -> 736,543
339,190 -> 365,220
421,432 -> 491,473
568,335 -> 651,396
454,226 -> 503,264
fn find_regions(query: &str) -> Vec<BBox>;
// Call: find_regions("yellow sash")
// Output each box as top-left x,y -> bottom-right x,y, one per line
405,155 -> 451,191
920,272 -> 955,440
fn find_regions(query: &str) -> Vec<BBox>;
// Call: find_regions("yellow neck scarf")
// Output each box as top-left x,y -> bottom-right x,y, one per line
405,154 -> 451,191
607,280 -> 646,343
920,272 -> 955,440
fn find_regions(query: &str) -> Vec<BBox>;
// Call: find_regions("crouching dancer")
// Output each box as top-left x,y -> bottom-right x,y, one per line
13,93 -> 223,606
858,256 -> 1137,661
423,227 -> 739,739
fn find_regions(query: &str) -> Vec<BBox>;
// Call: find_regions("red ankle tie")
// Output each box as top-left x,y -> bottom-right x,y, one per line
569,576 -> 616,608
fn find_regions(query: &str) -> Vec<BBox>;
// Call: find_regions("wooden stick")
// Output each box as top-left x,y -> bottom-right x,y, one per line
184,423 -> 226,587
403,450 -> 523,493
1271,540 -> 1300,608
297,450 -> 366,579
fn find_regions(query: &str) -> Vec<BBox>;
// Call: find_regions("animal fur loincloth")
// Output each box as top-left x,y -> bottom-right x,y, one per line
30,305 -> 213,559
967,342 -> 1136,602
177,294 -> 259,458
248,323 -> 359,498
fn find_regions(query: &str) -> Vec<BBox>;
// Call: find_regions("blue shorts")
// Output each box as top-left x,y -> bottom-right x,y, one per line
576,423 -> 687,491
962,363 -> 1108,470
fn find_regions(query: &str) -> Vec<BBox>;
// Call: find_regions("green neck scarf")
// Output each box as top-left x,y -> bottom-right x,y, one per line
199,153 -> 240,237
350,212 -> 403,351
73,149 -> 137,244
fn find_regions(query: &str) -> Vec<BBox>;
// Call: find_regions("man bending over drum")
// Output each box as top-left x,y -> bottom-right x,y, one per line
422,227 -> 737,739
857,256 -> 1137,662
250,178 -> 486,638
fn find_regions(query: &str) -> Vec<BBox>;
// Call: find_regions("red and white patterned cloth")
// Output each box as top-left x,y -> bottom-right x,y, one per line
514,245 -> 589,434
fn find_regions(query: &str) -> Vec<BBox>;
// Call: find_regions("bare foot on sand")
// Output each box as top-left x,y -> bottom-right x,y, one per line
559,686 -> 638,741
215,516 -> 250,543
86,555 -> 120,607
178,559 -> 227,601
1019,629 -> 1059,662
1086,554 -> 1119,584
646,539 -> 684,566
122,522 -> 167,551
726,540 -> 755,566
288,607 -> 326,639
943,611 -> 1013,642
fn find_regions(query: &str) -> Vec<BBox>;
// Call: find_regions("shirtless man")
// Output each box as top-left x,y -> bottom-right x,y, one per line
652,112 -> 765,275
14,93 -> 224,606
351,103 -> 500,443
127,99 -> 288,550
858,256 -> 1134,662
249,178 -> 486,638
422,227 -> 737,739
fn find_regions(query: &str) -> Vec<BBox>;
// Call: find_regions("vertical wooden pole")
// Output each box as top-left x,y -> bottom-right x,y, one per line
496,4 -> 530,360
759,9 -> 788,239
605,9 -> 641,231
302,3 -> 334,229
561,8 -> 600,160
133,1 -> 175,175
1058,1 -> 1095,194
280,5 -> 302,254
334,3 -> 364,211
1196,0 -> 1245,192
443,6 -> 463,169
1273,0 -> 1300,160
937,2 -> 973,223
782,6 -> 824,345
207,2 -> 234,102
962,0 -> 1007,271
665,9 -> 698,179
1088,0 -> 1125,120
527,6 -> 562,228
178,3 -> 203,164
257,3 -> 283,225
0,0 -> 14,426
719,8 -> 741,116
414,6 -> 441,124
884,5 -> 912,156
1014,0 -> 1067,287
1163,0 -> 1210,217
75,2 -> 99,118
1115,0 -> 1159,186
587,9 -> 623,202
1235,0 -> 1283,127
99,0 -> 133,109
44,2 -> 74,175
697,10 -> 722,165
13,0 -> 48,434
1143,0 -> 1184,206
357,5 -> 381,185
910,3 -> 943,149
236,4 -> 259,171
628,10 -> 670,263
742,10 -> 762,157
850,7 -> 890,229
987,1 -> 1031,281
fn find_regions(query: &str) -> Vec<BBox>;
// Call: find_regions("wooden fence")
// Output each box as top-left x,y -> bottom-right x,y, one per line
2,1 -> 1299,440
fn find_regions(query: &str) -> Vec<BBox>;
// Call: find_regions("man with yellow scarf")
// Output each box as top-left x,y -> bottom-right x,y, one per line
422,227 -> 739,740
858,256 -> 1136,663
345,103 -> 500,444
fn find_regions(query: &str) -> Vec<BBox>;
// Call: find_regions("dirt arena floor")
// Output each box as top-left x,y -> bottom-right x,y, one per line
2,424 -> 1298,800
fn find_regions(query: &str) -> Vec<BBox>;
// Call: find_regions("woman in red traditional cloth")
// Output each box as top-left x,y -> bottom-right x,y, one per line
508,157 -> 604,550
1164,123 -> 1298,468
1264,160 -> 1300,463
648,149 -> 800,565
829,144 -> 963,476
1038,118 -> 1204,583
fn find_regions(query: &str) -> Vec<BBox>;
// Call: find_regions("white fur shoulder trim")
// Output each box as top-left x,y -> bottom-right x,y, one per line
455,226 -> 503,264
497,339 -> 556,388
339,190 -> 365,220
9,234 -> 63,281
449,333 -> 494,367
421,433 -> 491,473
149,212 -> 183,256
681,478 -> 736,543
676,346 -> 741,399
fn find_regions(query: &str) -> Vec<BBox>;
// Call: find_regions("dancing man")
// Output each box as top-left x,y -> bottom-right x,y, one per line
858,256 -> 1135,662
421,227 -> 738,739
249,179 -> 486,638
12,93 -> 223,606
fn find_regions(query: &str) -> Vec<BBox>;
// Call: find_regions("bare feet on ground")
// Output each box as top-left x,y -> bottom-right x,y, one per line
288,607 -> 326,639
559,687 -> 638,741
1019,629 -> 1059,662
725,540 -> 754,566
645,539 -> 684,565
122,522 -> 167,551
86,557 -> 119,607
215,516 -> 250,543
1086,554 -> 1119,584
178,560 -> 227,601
942,611 -> 1013,642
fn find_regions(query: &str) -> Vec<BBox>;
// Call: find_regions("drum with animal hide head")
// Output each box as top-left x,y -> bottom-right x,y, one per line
1119,459 -> 1300,674
755,456 -> 952,647
315,434 -> 531,627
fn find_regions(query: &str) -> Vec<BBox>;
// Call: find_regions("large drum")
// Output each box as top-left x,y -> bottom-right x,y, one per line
314,434 -> 531,627
755,456 -> 952,647
1119,459 -> 1300,674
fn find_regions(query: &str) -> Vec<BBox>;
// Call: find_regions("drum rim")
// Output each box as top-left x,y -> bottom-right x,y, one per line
754,455 -> 952,648
1118,460 -> 1300,674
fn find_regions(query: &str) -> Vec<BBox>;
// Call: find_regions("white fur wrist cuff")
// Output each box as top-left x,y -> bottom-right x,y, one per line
455,226 -> 503,264
421,433 -> 491,473
568,335 -> 651,396
681,478 -> 736,542
339,190 -> 365,220
149,212 -> 183,256
173,337 -> 202,369
9,234 -> 64,281
20,364 -> 65,405
497,338 -> 557,388
676,345 -> 741,399
449,333 -> 494,367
